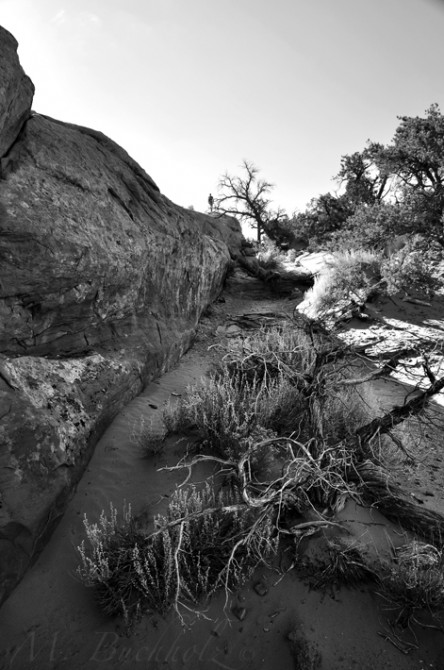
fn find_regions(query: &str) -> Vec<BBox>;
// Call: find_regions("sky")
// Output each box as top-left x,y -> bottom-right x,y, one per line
1,0 -> 444,220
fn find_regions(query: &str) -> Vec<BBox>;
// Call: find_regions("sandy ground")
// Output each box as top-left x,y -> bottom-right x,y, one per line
1,268 -> 444,670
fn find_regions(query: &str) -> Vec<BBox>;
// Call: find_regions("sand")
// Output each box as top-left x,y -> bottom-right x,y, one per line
1,267 -> 444,670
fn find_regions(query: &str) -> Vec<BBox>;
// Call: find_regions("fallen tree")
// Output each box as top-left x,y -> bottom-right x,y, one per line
77,312 -> 444,633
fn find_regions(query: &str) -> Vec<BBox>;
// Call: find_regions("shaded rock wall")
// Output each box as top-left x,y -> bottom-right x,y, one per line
0,26 -> 242,603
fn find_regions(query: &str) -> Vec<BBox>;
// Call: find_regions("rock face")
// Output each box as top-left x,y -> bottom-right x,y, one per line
0,26 -> 242,604
0,28 -> 34,160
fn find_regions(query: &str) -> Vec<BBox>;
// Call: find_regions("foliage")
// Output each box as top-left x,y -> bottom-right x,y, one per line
213,107 -> 444,254
336,148 -> 389,207
304,249 -> 382,317
381,244 -> 440,296
255,239 -> 286,272
320,387 -> 371,444
328,202 -> 414,250
284,193 -> 353,250
163,359 -> 303,459
223,322 -> 315,384
304,243 -> 439,318
77,484 -> 278,626
284,104 -> 444,250
373,104 -> 444,201
79,308 -> 444,641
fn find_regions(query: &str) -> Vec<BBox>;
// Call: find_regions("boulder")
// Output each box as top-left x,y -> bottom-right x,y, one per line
0,27 -> 34,160
0,26 -> 242,604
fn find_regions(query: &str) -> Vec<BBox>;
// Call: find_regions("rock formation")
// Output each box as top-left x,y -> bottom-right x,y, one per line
0,26 -> 242,604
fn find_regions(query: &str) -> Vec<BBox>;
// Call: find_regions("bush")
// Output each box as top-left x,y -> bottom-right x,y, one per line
224,323 -> 315,383
328,202 -> 414,251
303,249 -> 382,318
164,324 -> 316,455
315,540 -> 375,589
379,541 -> 444,626
77,484 -> 278,625
163,363 -> 298,459
381,242 -> 440,296
256,245 -> 285,273
130,416 -> 166,457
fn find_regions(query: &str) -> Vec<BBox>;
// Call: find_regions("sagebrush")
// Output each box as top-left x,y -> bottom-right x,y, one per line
77,484 -> 278,625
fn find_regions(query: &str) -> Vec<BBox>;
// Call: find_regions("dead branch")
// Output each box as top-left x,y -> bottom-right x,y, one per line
337,352 -> 405,387
351,373 -> 444,451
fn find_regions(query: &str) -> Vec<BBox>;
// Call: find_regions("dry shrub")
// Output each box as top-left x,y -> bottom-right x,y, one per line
163,367 -> 268,458
379,541 -> 444,626
304,249 -> 382,318
381,247 -> 440,296
256,248 -> 284,273
130,416 -> 166,457
237,323 -> 315,378
314,540 -> 375,589
163,325 -> 312,458
77,484 -> 278,625
255,238 -> 287,272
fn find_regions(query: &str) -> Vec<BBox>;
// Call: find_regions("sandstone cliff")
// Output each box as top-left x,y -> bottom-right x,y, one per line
0,26 -> 242,603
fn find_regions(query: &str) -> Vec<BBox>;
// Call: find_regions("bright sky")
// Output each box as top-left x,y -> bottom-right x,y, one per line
1,0 -> 444,217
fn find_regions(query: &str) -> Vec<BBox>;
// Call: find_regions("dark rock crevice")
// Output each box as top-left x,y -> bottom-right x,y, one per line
108,186 -> 135,221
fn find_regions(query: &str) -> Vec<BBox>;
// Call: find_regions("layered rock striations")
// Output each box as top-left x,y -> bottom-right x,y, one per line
0,26 -> 242,603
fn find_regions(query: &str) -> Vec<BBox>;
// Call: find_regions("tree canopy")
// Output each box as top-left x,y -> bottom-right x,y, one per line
214,105 -> 444,250
289,104 -> 444,249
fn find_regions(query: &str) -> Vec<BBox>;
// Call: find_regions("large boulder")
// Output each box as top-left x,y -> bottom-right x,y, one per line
0,26 -> 242,604
0,28 -> 34,160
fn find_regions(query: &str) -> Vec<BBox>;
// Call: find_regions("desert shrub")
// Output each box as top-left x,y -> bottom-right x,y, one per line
164,325 -> 316,453
239,238 -> 290,278
163,364 -> 301,458
255,238 -> 286,271
305,240 -> 442,320
304,249 -> 382,317
286,248 -> 299,263
256,249 -> 283,273
260,378 -> 305,436
381,245 -> 440,296
77,484 -> 278,625
224,324 -> 315,386
315,540 -> 375,589
379,541 -> 444,626
130,416 -> 166,456
163,367 -> 262,457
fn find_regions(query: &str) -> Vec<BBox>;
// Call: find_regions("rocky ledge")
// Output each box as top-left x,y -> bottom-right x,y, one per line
0,26 -> 242,604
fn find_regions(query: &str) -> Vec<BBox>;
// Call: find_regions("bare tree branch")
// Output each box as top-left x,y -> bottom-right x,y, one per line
214,160 -> 282,243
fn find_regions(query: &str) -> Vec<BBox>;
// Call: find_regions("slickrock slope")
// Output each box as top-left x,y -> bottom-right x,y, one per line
0,26 -> 242,604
